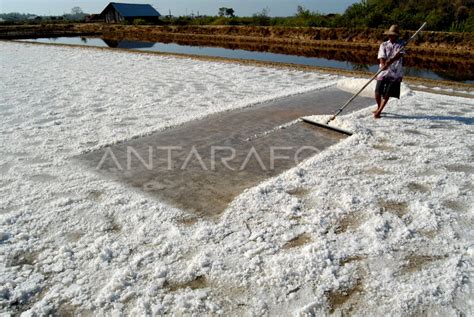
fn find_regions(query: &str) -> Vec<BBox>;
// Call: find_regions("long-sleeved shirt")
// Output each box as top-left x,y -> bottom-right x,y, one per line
377,39 -> 405,81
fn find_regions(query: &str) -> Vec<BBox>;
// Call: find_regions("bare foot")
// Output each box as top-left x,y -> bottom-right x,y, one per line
372,108 -> 379,113
373,112 -> 381,119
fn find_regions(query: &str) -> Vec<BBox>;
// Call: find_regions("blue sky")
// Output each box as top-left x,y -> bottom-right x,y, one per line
0,0 -> 359,16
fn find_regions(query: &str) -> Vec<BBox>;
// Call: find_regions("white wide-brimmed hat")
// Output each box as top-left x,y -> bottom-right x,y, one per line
384,25 -> 399,36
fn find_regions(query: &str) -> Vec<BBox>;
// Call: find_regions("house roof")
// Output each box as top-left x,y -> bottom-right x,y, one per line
102,2 -> 161,17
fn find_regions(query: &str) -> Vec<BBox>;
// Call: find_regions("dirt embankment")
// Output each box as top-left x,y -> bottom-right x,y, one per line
2,23 -> 473,53
117,25 -> 474,50
0,24 -> 100,39
99,25 -> 473,58
3,23 -> 472,81
98,25 -> 473,79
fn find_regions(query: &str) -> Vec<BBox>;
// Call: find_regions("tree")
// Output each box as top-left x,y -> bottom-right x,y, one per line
226,8 -> 235,18
218,7 -> 235,18
252,8 -> 271,26
339,0 -> 474,31
254,7 -> 270,18
342,1 -> 373,27
71,7 -> 83,15
62,6 -> 86,21
296,5 -> 312,19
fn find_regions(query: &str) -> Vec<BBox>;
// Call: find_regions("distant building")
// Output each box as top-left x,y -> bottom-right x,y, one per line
100,2 -> 161,24
27,15 -> 42,21
85,14 -> 103,22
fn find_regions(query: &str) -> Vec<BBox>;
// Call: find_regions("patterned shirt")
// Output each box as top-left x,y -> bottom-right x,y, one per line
377,39 -> 406,81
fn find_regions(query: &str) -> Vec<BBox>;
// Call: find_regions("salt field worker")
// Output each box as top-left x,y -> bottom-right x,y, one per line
373,25 -> 405,118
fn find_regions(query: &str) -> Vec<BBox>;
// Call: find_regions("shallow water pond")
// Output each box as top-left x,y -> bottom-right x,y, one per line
18,37 -> 474,84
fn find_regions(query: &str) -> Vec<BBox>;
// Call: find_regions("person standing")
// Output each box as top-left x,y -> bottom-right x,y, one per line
373,25 -> 405,119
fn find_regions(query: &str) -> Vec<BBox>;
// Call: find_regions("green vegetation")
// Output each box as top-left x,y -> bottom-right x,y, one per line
132,18 -> 148,25
0,1 -> 472,32
162,0 -> 474,32
341,0 -> 474,32
0,7 -> 86,24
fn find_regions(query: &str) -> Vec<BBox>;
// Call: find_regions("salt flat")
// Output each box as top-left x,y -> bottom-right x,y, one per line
0,42 -> 472,315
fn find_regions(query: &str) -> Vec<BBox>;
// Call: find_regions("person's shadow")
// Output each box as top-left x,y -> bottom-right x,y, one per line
382,113 -> 473,125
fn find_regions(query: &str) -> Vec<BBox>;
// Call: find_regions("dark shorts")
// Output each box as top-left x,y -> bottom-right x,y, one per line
375,80 -> 401,99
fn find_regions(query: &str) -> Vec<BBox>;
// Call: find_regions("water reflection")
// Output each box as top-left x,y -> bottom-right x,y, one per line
350,63 -> 370,72
19,37 -> 473,84
102,39 -> 155,49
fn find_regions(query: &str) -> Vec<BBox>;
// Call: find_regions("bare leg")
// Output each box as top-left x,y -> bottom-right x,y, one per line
373,96 -> 390,118
373,93 -> 382,113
